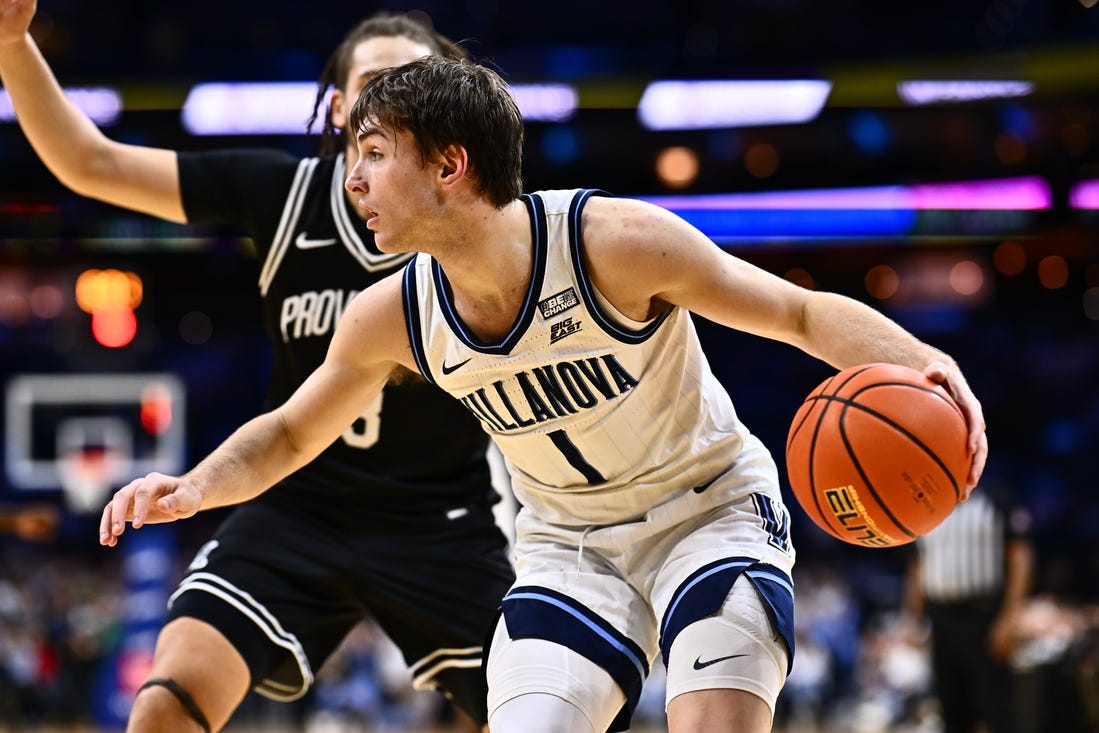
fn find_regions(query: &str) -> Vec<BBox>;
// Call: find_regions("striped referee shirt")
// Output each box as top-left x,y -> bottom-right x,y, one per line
914,488 -> 1030,602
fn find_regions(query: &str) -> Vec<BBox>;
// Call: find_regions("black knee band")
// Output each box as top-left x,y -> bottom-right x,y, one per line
137,678 -> 212,733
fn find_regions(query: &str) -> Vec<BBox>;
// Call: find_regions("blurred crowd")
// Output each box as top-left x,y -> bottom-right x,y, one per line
0,519 -> 1095,733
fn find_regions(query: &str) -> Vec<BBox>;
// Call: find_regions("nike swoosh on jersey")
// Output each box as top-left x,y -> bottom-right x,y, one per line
441,357 -> 472,375
693,477 -> 718,494
692,653 -> 749,670
294,232 -> 338,249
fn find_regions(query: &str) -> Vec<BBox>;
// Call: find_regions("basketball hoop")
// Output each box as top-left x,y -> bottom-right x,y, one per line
57,445 -> 131,515
53,415 -> 134,514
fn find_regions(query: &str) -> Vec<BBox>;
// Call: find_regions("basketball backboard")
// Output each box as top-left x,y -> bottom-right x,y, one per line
5,373 -> 186,512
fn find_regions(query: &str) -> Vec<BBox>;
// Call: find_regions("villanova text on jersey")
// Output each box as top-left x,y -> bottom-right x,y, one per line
458,353 -> 639,432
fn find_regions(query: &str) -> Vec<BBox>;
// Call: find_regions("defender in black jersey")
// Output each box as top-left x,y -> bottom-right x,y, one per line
0,7 -> 513,732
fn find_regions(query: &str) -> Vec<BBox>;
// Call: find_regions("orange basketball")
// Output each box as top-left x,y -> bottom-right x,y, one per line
785,363 -> 970,548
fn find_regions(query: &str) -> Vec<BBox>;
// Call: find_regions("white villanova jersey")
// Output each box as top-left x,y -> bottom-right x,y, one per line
403,188 -> 777,527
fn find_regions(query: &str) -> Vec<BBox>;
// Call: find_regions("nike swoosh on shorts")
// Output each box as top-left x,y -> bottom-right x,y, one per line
693,653 -> 749,670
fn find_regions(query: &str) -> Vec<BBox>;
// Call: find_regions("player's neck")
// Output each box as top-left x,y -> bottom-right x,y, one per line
437,200 -> 532,341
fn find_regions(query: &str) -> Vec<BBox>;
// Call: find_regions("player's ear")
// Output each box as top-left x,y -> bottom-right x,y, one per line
437,144 -> 469,188
329,88 -> 348,131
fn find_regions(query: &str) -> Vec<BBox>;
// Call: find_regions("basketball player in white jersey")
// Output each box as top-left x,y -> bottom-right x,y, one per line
1,5 -> 514,731
101,57 -> 989,733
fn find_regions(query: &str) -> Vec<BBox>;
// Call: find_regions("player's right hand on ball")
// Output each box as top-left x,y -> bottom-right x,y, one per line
99,472 -> 202,546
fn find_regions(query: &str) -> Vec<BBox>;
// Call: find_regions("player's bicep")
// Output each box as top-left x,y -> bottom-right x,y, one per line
589,199 -> 810,339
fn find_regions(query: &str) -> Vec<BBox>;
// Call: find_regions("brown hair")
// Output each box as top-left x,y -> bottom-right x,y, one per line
348,56 -> 524,208
307,11 -> 468,155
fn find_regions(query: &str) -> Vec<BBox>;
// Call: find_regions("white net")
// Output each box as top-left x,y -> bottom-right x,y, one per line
57,446 -> 129,514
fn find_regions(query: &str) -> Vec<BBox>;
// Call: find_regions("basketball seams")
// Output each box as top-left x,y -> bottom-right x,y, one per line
836,398 -> 921,540
834,380 -> 966,503
841,379 -> 964,420
817,390 -> 965,503
802,397 -> 833,537
791,369 -> 866,542
785,363 -> 967,549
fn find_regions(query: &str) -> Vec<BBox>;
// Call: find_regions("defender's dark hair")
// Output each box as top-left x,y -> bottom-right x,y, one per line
307,11 -> 468,155
348,56 -> 524,208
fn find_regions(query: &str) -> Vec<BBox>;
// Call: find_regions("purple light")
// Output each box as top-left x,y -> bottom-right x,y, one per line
508,83 -> 578,122
180,81 -> 576,136
643,176 -> 1050,211
1070,179 -> 1099,209
897,80 -> 1034,105
908,177 -> 1049,209
1,87 -> 122,126
181,82 -> 319,135
638,80 -> 832,130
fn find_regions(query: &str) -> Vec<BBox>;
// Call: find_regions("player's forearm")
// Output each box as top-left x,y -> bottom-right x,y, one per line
0,33 -> 115,191
799,292 -> 951,372
182,412 -> 313,510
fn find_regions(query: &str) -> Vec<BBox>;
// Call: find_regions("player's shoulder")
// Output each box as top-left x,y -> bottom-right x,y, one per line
338,270 -> 414,366
572,190 -> 679,243
528,187 -> 613,202
345,269 -> 406,321
178,147 -> 311,199
527,188 -> 651,225
179,146 -> 303,174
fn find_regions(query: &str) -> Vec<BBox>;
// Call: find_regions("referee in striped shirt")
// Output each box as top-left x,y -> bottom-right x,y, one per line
904,479 -> 1034,733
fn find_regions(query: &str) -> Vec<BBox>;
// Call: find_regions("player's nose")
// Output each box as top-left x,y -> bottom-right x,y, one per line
345,159 -> 369,193
345,169 -> 365,194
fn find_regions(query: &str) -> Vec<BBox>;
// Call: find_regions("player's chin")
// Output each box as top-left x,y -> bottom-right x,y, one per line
373,233 -> 407,254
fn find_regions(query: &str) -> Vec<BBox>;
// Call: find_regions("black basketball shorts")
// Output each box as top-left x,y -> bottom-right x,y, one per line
166,499 -> 515,724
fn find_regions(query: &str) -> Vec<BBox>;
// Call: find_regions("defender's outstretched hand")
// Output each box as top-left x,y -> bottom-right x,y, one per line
99,472 -> 203,546
923,360 -> 988,496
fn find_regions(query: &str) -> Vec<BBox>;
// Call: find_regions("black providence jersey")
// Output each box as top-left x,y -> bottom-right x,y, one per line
178,150 -> 495,519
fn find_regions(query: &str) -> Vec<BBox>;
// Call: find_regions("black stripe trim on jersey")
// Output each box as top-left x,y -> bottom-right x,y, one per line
331,153 -> 412,272
500,585 -> 649,733
567,189 -> 672,344
428,194 -> 548,355
260,157 -> 318,296
402,258 -> 435,384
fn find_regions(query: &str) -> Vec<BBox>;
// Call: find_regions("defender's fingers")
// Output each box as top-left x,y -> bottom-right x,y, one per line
106,478 -> 144,536
128,478 -> 165,528
98,502 -> 118,546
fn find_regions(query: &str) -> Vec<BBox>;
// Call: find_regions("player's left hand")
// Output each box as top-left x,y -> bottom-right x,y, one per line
923,360 -> 987,498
